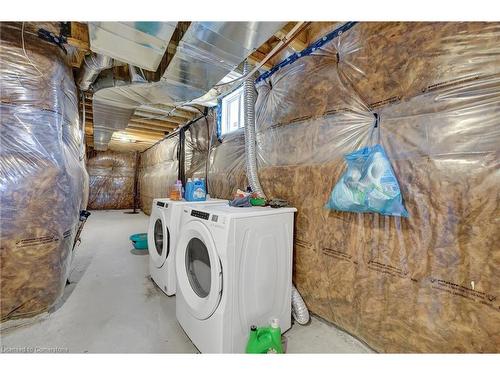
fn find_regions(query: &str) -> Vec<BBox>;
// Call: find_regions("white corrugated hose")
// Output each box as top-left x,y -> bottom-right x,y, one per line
243,60 -> 310,325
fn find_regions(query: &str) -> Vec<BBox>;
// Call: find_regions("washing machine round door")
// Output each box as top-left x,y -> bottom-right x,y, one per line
176,220 -> 222,320
148,209 -> 170,268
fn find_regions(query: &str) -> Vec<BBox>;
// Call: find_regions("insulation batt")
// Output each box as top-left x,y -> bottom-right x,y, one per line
210,22 -> 500,352
207,122 -> 248,199
138,115 -> 216,214
139,135 -> 179,215
184,115 -> 212,181
136,22 -> 499,352
86,150 -> 137,210
0,23 -> 87,320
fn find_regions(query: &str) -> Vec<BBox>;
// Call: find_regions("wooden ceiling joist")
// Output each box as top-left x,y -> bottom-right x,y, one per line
84,122 -> 165,139
274,22 -> 308,52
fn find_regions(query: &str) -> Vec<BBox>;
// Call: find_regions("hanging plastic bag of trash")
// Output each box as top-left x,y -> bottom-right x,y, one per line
326,144 -> 409,217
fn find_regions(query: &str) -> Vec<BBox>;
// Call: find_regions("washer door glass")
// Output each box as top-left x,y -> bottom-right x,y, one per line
185,237 -> 211,298
154,219 -> 169,257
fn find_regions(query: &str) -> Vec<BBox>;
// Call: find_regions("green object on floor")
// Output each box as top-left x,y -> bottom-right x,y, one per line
250,197 -> 266,206
130,233 -> 148,250
245,320 -> 283,354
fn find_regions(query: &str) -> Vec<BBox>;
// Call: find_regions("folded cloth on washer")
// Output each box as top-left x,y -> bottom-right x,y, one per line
268,198 -> 289,208
229,195 -> 252,207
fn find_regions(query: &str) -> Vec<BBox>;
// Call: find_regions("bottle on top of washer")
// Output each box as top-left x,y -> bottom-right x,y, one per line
169,179 -> 183,201
185,177 -> 206,202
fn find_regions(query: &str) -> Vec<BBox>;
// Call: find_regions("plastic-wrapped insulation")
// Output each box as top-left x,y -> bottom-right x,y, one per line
138,135 -> 180,215
243,61 -> 266,198
86,150 -> 137,210
0,22 -> 87,320
208,22 -> 500,352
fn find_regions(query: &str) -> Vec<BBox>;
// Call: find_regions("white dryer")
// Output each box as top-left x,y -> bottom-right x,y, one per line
175,204 -> 296,353
147,198 -> 226,296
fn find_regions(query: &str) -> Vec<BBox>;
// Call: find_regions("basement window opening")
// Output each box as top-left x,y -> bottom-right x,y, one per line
220,86 -> 244,136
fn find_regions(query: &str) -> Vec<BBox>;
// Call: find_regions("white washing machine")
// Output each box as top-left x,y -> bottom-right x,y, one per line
175,204 -> 296,353
147,198 -> 227,296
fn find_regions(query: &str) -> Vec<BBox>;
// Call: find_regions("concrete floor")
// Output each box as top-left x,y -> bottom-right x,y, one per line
0,210 -> 373,354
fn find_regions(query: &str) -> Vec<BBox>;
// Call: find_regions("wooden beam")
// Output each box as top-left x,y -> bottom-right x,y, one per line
247,51 -> 273,71
85,122 -> 165,139
67,22 -> 90,51
274,22 -> 308,52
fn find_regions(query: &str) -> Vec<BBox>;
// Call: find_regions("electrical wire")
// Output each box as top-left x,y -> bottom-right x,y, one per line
21,22 -> 44,78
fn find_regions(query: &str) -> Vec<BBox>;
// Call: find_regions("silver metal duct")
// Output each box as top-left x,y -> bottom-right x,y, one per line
76,53 -> 113,91
163,22 -> 287,102
92,22 -> 286,150
90,69 -> 136,150
88,22 -> 178,71
92,101 -> 136,151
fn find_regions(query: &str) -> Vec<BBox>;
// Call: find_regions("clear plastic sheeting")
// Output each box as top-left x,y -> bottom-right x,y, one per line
139,135 -> 179,215
207,129 -> 247,199
184,115 -> 211,181
86,150 -> 137,210
0,23 -> 87,320
208,22 -> 500,352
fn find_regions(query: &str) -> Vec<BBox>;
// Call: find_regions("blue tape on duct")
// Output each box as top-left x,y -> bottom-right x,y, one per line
255,22 -> 358,84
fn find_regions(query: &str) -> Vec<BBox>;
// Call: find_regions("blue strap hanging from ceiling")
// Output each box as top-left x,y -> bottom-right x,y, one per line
255,22 -> 358,84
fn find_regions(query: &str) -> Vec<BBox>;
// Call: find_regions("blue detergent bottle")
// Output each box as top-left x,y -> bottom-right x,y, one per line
186,178 -> 207,202
186,178 -> 206,201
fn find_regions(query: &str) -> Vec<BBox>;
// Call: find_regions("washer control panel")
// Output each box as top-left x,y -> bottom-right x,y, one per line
191,210 -> 210,220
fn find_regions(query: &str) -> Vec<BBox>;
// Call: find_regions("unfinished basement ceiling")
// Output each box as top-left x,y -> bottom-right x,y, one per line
72,21 -> 319,152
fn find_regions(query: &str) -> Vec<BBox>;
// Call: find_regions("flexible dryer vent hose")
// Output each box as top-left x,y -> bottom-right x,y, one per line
292,285 -> 310,325
243,60 -> 310,325
243,61 -> 266,198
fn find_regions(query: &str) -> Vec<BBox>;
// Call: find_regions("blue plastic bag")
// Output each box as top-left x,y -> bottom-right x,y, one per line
326,144 -> 409,217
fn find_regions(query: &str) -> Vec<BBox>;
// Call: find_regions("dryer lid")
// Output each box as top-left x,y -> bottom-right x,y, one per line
176,220 -> 222,320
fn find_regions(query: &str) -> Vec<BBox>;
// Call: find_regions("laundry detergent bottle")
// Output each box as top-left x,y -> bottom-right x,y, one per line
245,319 -> 283,354
185,177 -> 206,202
